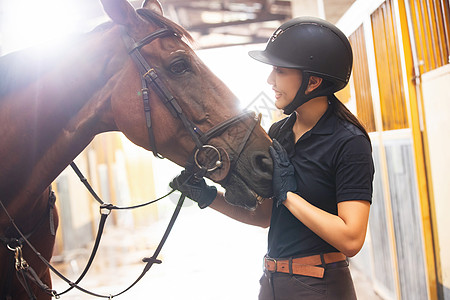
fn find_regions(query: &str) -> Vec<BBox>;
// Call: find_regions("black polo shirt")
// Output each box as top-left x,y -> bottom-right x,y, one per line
267,98 -> 374,258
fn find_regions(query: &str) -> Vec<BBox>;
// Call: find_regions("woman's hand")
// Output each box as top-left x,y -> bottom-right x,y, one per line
170,170 -> 217,209
269,139 -> 297,207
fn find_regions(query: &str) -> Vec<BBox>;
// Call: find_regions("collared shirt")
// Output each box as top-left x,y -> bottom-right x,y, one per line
267,98 -> 374,258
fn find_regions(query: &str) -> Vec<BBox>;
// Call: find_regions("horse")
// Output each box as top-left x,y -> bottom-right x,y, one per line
0,0 -> 273,298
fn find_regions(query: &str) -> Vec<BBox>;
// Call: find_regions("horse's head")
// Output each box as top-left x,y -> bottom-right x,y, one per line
100,0 -> 273,209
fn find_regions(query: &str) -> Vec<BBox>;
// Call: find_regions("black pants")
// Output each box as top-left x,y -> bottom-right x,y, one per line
258,261 -> 357,300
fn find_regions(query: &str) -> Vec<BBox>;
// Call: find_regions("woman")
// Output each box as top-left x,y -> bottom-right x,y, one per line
171,16 -> 374,300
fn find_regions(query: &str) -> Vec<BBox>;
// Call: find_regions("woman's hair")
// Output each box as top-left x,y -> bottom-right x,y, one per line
330,96 -> 371,142
316,78 -> 370,142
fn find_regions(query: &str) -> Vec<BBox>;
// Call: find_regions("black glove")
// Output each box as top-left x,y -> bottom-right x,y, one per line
269,139 -> 297,207
169,170 -> 217,209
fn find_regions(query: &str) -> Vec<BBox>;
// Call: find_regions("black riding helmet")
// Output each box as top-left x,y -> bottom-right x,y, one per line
249,17 -> 353,114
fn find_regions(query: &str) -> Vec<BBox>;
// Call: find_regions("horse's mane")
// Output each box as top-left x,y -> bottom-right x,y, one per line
0,46 -> 59,98
0,23 -> 116,98
0,33 -> 97,98
0,9 -> 194,98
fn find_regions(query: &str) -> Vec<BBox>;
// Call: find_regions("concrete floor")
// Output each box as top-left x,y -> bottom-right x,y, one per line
51,204 -> 383,299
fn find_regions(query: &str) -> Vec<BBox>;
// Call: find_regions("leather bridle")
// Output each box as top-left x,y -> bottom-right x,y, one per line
0,10 -> 262,299
122,9 -> 260,181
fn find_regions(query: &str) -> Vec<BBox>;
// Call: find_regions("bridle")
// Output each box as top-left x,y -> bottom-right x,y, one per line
0,9 -> 261,299
122,9 -> 261,181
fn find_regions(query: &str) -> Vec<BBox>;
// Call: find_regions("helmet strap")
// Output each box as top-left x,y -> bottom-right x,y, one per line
282,73 -> 341,115
282,74 -> 313,114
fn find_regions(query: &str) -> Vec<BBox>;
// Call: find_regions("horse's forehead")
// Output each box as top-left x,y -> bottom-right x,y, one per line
159,37 -> 192,54
139,37 -> 193,63
165,48 -> 192,61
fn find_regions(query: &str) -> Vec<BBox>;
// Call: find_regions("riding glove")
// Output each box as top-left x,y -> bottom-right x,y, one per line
269,139 -> 297,207
169,170 -> 217,209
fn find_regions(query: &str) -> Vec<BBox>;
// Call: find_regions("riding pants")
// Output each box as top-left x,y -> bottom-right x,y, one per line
258,260 -> 357,300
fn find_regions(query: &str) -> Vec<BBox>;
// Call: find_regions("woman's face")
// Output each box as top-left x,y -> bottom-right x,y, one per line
267,66 -> 302,110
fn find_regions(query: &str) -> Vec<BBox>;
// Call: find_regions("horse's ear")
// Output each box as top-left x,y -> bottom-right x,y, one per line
101,0 -> 140,26
142,0 -> 164,15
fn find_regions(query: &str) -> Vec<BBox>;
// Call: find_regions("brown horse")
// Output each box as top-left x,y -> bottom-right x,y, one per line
0,0 -> 273,298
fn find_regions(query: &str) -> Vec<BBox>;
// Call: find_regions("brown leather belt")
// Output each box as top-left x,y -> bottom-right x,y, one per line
264,252 -> 346,278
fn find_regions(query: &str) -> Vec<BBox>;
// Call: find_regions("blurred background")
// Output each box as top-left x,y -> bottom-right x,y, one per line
1,0 -> 449,299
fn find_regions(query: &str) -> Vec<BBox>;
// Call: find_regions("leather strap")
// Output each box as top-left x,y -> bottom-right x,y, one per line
264,252 -> 346,278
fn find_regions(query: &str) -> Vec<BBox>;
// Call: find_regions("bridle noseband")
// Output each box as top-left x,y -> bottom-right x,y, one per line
122,10 -> 260,181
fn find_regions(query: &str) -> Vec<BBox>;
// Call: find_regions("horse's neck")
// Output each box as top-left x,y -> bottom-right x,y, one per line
0,29 -> 122,208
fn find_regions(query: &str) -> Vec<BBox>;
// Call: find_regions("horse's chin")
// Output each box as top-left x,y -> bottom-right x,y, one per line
222,174 -> 261,211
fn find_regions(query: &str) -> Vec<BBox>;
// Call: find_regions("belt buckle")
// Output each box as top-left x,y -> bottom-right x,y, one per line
265,257 -> 277,272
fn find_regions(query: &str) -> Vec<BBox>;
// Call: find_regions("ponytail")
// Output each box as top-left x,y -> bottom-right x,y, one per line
330,96 -> 371,144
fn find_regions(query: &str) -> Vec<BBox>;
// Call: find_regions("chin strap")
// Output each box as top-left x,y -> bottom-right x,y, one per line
282,74 -> 312,115
282,73 -> 339,115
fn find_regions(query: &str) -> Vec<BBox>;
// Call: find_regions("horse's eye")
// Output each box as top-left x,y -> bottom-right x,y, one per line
170,60 -> 189,74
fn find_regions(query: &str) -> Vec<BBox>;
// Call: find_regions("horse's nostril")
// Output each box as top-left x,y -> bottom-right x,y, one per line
252,151 -> 273,175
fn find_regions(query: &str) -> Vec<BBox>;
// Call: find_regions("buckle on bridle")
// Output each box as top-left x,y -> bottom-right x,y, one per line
7,244 -> 29,271
142,68 -> 155,79
193,145 -> 222,172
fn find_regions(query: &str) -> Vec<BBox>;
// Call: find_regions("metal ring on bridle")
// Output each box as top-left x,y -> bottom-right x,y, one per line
194,145 -> 222,172
7,243 -> 19,252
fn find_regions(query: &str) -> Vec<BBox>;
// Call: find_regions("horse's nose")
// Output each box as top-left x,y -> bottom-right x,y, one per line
251,150 -> 273,195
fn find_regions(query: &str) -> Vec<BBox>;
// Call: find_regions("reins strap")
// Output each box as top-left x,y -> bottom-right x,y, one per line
0,192 -> 186,299
55,211 -> 110,297
0,200 -> 58,299
70,162 -> 104,204
71,161 -> 176,211
112,194 -> 185,298
16,264 -> 55,300
16,270 -> 36,300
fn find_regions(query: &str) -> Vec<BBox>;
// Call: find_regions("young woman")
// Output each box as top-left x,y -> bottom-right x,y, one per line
171,16 -> 374,300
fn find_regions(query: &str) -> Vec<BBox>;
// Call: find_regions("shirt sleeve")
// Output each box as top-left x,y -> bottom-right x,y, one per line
335,135 -> 374,203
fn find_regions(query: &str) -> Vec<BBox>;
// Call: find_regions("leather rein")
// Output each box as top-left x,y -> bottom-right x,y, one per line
0,10 -> 260,299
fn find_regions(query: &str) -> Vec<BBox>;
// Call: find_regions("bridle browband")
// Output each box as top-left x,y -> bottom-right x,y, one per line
122,9 -> 260,179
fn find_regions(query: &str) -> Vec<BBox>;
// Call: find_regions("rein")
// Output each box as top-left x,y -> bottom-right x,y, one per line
0,169 -> 186,299
1,11 -> 260,299
0,188 -> 57,300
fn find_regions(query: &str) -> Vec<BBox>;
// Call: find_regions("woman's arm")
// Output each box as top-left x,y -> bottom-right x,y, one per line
209,191 -> 273,228
169,170 -> 272,228
283,193 -> 370,257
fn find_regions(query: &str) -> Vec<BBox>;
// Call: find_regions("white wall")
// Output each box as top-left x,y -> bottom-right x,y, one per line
421,64 -> 450,292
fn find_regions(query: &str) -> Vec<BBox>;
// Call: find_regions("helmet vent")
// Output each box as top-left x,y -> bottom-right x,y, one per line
270,28 -> 284,42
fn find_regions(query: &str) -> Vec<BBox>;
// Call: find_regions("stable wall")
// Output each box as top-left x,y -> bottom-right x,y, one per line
421,64 -> 450,299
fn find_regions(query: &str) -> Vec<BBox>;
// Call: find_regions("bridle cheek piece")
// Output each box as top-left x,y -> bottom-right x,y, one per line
121,24 -> 260,182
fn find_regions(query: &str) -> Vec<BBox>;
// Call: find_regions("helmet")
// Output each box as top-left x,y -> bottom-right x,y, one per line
249,17 -> 353,114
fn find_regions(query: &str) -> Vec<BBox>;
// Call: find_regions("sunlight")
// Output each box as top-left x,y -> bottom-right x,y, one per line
1,0 -> 85,53
198,45 -> 279,130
